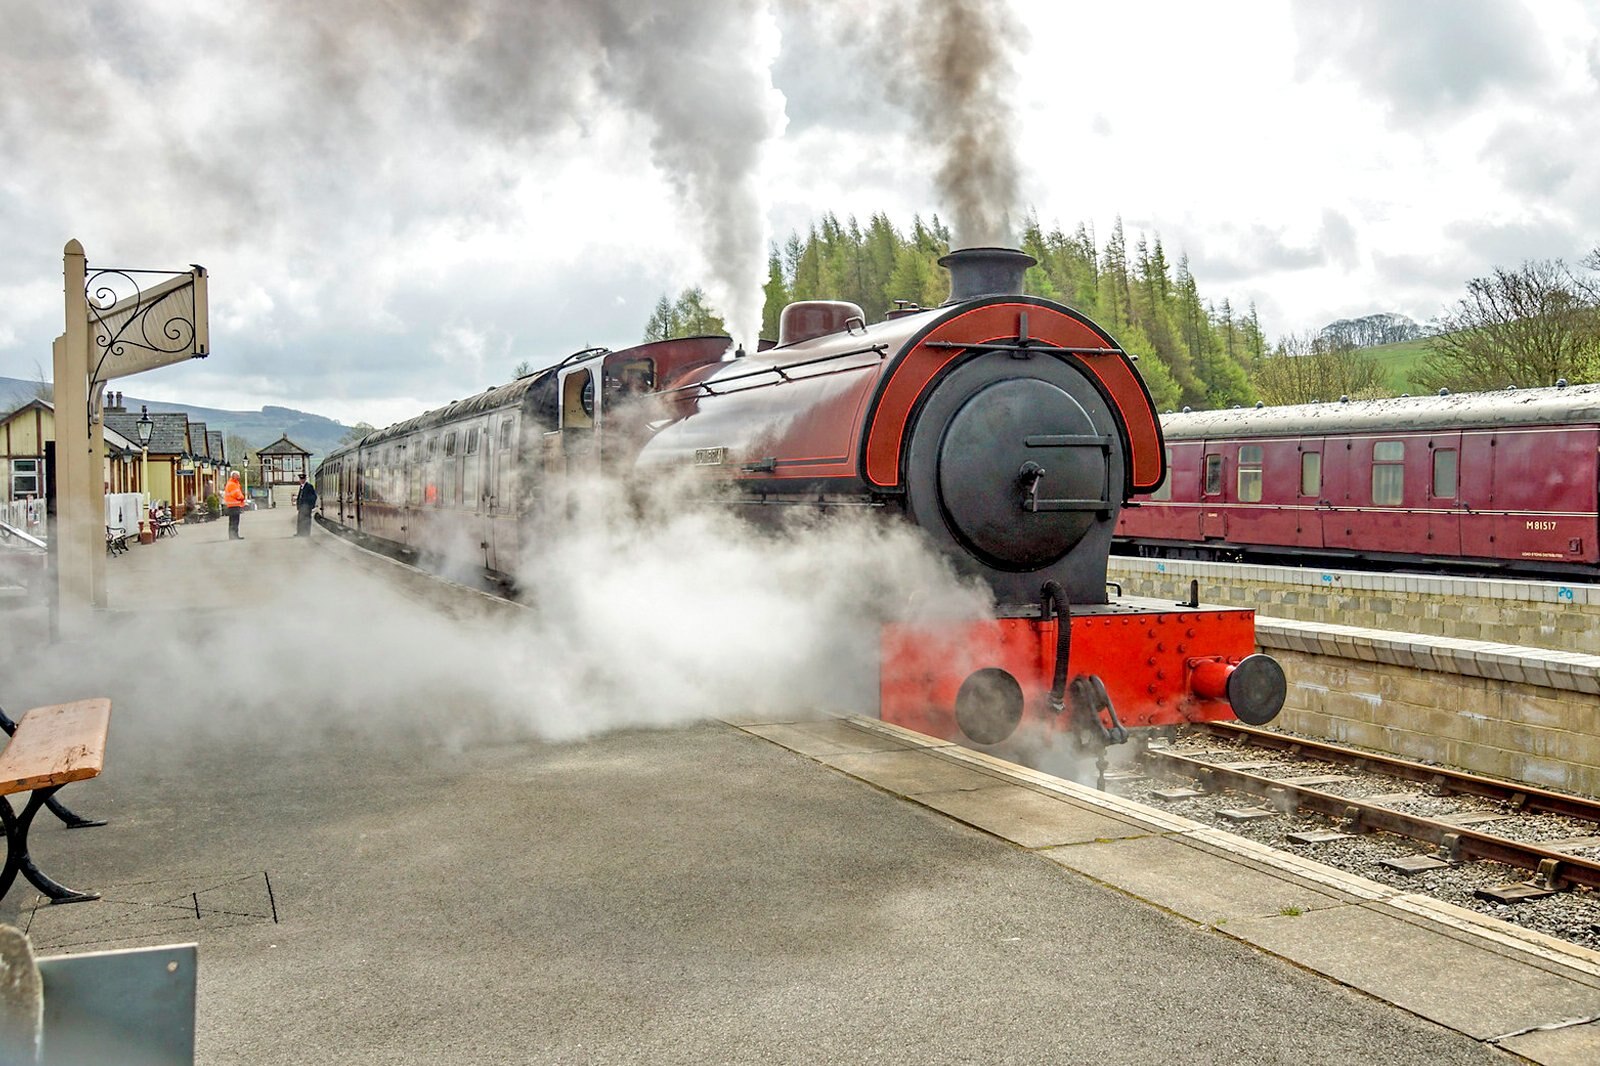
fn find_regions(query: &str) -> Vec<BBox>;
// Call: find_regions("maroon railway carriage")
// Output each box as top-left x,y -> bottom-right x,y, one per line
317,248 -> 1287,762
1116,385 -> 1600,577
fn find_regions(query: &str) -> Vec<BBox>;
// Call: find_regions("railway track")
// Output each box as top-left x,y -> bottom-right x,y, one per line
1131,723 -> 1600,901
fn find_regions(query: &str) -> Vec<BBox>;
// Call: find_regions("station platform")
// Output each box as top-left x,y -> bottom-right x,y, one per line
2,511 -> 1598,1063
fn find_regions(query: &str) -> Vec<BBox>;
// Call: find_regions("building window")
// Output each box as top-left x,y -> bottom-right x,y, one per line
1149,448 -> 1174,501
1237,445 -> 1263,503
10,459 -> 41,499
1300,452 -> 1321,497
1203,453 -> 1223,496
1432,448 -> 1457,498
1372,440 -> 1404,506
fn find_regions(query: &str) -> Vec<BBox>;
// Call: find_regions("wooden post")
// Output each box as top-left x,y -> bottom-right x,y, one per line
52,240 -> 99,626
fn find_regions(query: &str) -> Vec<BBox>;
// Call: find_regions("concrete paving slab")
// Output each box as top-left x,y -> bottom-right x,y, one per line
908,783 -> 1152,849
739,718 -> 915,757
1226,904 -> 1600,1041
1499,1019 -> 1600,1066
1037,833 -> 1356,926
819,747 -> 1002,795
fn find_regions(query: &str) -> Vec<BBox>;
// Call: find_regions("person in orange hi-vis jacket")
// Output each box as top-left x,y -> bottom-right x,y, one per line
223,472 -> 247,541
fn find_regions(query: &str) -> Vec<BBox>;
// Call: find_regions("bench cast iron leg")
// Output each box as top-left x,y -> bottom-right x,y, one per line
0,706 -> 106,829
0,789 -> 100,904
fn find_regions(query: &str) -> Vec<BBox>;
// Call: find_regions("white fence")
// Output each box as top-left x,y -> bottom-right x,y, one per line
0,495 -> 153,547
105,493 -> 147,535
2,498 -> 46,539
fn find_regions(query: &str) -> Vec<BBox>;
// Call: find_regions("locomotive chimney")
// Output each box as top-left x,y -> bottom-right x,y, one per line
938,247 -> 1037,303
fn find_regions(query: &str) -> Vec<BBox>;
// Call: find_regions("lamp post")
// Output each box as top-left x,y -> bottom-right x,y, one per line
136,405 -> 154,543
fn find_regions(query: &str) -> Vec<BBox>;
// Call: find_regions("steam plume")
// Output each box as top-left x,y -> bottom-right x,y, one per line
0,1 -> 786,352
784,0 -> 1023,247
2,480 -> 992,757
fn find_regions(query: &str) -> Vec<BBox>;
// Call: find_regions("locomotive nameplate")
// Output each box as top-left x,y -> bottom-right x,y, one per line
694,447 -> 727,466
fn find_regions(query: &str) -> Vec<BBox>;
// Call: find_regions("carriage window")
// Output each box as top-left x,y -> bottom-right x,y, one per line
1149,448 -> 1174,501
444,432 -> 457,457
499,420 -> 514,450
466,428 -> 480,456
1300,452 -> 1321,497
1372,440 -> 1404,506
1237,445 -> 1263,503
1203,453 -> 1223,495
1432,448 -> 1457,498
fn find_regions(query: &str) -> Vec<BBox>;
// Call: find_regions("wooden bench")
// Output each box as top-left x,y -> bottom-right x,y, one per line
0,698 -> 111,905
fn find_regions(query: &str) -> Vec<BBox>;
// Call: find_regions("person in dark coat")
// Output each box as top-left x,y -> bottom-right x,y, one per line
294,474 -> 318,537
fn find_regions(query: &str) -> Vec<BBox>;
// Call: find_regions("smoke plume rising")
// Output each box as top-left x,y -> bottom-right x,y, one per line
784,0 -> 1024,247
1,1 -> 786,360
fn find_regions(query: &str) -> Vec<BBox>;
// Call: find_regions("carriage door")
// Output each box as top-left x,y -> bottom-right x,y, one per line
487,415 -> 520,572
1295,443 -> 1324,549
1459,430 -> 1496,560
1200,450 -> 1227,539
1425,432 -> 1463,558
1318,437 -> 1357,549
463,424 -> 489,569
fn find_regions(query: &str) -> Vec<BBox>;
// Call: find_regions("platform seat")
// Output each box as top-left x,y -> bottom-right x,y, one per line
0,698 -> 112,905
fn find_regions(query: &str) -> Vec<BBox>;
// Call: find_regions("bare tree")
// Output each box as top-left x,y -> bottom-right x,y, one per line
1416,255 -> 1600,392
1254,333 -> 1389,406
30,359 -> 53,402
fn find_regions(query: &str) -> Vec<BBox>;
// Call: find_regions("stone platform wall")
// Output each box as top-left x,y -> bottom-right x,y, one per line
1256,618 -> 1600,796
1109,556 -> 1600,656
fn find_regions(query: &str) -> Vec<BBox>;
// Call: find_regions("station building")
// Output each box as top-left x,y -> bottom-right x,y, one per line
1,395 -> 230,525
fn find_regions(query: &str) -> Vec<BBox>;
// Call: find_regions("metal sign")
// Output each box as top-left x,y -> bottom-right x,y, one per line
87,265 -> 209,385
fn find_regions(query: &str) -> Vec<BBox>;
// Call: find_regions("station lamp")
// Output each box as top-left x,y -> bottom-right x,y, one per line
136,405 -> 154,447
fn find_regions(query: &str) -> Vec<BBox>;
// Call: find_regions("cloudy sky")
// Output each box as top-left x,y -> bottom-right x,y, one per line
2,0 -> 1597,427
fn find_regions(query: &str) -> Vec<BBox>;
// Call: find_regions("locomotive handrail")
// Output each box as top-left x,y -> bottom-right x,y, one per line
923,341 -> 1126,358
657,343 -> 889,398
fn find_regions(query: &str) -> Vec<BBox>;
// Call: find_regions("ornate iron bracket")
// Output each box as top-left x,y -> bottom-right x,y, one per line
85,264 -> 208,391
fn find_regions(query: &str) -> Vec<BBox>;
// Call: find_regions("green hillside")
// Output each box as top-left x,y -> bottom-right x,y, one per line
1363,337 -> 1434,395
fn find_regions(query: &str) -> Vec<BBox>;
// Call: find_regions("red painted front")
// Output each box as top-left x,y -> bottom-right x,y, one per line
863,302 -> 1163,492
881,609 -> 1261,745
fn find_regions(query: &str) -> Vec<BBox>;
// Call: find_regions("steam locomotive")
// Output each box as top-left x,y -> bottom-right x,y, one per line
316,247 -> 1286,756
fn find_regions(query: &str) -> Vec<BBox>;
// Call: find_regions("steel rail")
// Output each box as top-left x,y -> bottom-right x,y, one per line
1140,748 -> 1600,891
1190,722 -> 1600,824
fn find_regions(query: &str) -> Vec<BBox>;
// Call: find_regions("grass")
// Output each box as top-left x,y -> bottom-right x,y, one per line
1362,337 -> 1435,396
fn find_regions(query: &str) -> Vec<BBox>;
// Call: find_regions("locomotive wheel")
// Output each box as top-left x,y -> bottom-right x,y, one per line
954,668 -> 1024,745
